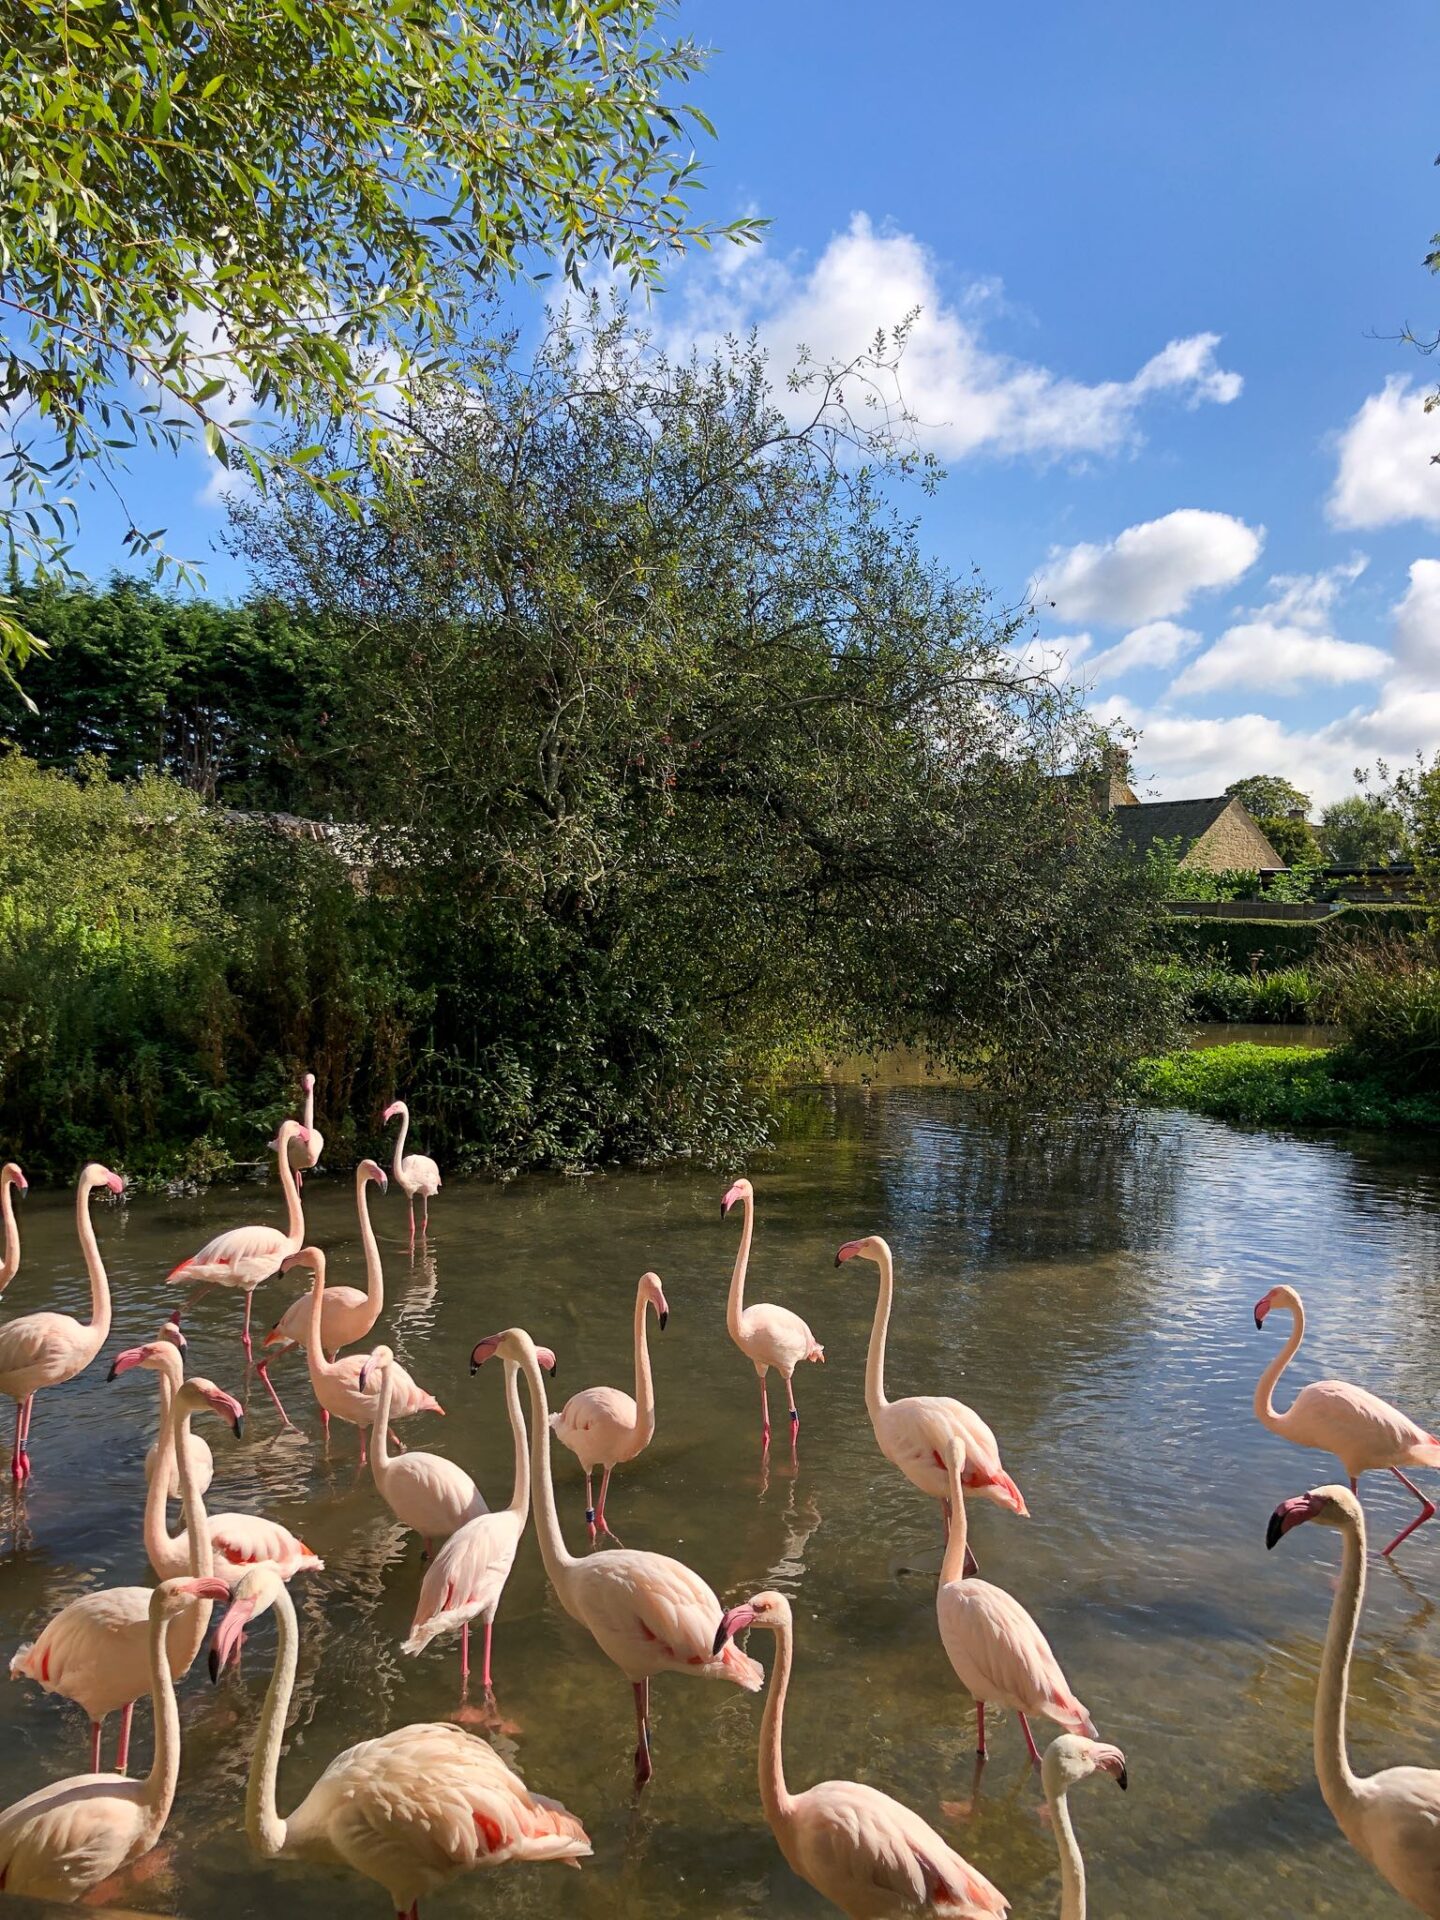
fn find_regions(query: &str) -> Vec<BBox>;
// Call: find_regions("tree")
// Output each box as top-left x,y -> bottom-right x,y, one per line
1256,813 -> 1320,868
0,0 -> 759,671
1224,774 -> 1312,819
1317,793 -> 1409,867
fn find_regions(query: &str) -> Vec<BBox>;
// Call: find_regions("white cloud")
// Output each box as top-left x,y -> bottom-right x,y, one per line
1329,377 -> 1440,530
649,214 -> 1242,463
1032,509 -> 1264,627
1012,632 -> 1091,682
1084,619 -> 1200,681
1168,559 -> 1383,697
1391,558 -> 1440,680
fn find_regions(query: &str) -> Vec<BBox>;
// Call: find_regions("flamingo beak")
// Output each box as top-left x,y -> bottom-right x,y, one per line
208,1596 -> 257,1682
14,1175 -> 26,1197
1266,1491 -> 1327,1549
658,1308 -> 669,1332
720,1181 -> 746,1217
835,1240 -> 862,1267
358,1363 -> 371,1393
198,1384 -> 244,1437
469,1334 -> 502,1374
106,1172 -> 126,1195
108,1343 -> 158,1381
182,1577 -> 231,1603
1094,1745 -> 1128,1790
1253,1294 -> 1272,1330
533,1347 -> 558,1378
713,1603 -> 756,1654
378,1171 -> 388,1192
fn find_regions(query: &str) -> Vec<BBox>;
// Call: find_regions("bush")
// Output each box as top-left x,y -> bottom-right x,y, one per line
1317,937 -> 1440,1095
1156,916 -> 1328,970
1133,1044 -> 1440,1131
1154,961 -> 1317,1023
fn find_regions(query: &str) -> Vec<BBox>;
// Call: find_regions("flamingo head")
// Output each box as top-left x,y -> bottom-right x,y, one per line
1266,1483 -> 1357,1550
3,1164 -> 27,1196
470,1328 -> 556,1377
208,1567 -> 285,1680
720,1177 -> 752,1219
302,1072 -> 316,1093
158,1316 -> 187,1352
713,1588 -> 790,1654
108,1338 -> 181,1382
85,1164 -> 125,1197
281,1246 -> 325,1281
180,1376 -> 244,1438
357,1344 -> 395,1394
641,1271 -> 669,1330
382,1100 -> 405,1124
1042,1735 -> 1128,1794
155,1575 -> 230,1620
1254,1283 -> 1300,1330
835,1234 -> 886,1269
358,1159 -> 388,1192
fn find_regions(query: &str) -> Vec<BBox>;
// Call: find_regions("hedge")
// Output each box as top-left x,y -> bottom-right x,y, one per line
1155,904 -> 1431,973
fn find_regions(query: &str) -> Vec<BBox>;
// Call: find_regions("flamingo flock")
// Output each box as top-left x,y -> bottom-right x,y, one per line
0,1075 -> 1435,1917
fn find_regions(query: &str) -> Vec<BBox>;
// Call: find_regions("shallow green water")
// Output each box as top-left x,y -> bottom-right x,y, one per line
3,1088 -> 1440,1917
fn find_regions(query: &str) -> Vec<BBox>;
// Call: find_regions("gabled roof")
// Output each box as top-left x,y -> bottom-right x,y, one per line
1108,796 -> 1233,854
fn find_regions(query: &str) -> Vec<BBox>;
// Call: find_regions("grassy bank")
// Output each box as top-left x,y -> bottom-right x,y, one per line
1134,1043 -> 1440,1132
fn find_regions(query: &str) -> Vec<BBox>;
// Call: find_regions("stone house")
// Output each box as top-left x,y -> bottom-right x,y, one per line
1107,793 -> 1287,874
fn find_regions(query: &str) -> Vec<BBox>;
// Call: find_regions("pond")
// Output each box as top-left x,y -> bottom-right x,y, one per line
3,1087 -> 1439,1917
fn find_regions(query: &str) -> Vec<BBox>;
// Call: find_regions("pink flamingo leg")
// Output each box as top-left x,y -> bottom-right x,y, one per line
422,1194 -> 430,1238
975,1700 -> 987,1759
759,1378 -> 771,1453
597,1465 -> 618,1542
9,1399 -> 23,1483
482,1621 -> 493,1694
241,1291 -> 254,1363
584,1469 -> 596,1539
460,1623 -> 470,1692
407,1199 -> 416,1251
632,1678 -> 653,1789
358,1428 -> 368,1468
90,1719 -> 103,1773
115,1700 -> 134,1774
785,1371 -> 800,1445
16,1393 -> 34,1484
255,1362 -> 295,1430
1382,1468 -> 1437,1556
1019,1711 -> 1042,1768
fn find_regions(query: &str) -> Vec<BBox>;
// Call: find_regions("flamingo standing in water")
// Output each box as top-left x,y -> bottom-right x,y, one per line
382,1099 -> 441,1247
714,1589 -> 1008,1918
166,1118 -> 308,1384
935,1439 -> 1096,1768
269,1069 -> 323,1189
0,1162 -> 27,1298
362,1345 -> 486,1559
143,1319 -> 215,1503
836,1236 -> 1026,1563
1041,1736 -> 1129,1920
211,1565 -> 590,1915
11,1366 -> 241,1771
404,1348 -> 541,1705
1268,1484 -> 1440,1914
1255,1284 -> 1440,1556
473,1327 -> 763,1788
721,1179 -> 824,1456
286,1247 -> 441,1462
0,1577 -> 230,1904
0,1163 -> 124,1486
261,1160 -> 388,1432
551,1269 -> 667,1540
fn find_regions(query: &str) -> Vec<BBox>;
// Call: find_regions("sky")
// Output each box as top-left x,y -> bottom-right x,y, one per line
67,1 -> 1440,807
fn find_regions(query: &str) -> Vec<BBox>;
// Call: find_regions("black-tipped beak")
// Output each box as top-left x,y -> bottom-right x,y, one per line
834,1252 -> 842,1268
548,1357 -> 558,1379
469,1359 -> 479,1374
231,1413 -> 244,1439
712,1621 -> 729,1655
358,1366 -> 370,1394
1116,1765 -> 1128,1791
208,1645 -> 221,1685
1265,1509 -> 1285,1551
1254,1308 -> 1264,1330
106,1358 -> 120,1381
658,1310 -> 668,1332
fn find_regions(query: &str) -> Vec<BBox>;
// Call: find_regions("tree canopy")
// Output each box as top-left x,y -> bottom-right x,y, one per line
1224,774 -> 1311,818
1318,792 -> 1410,867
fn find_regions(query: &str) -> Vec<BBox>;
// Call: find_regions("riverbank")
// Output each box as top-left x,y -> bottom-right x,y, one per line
1133,1042 -> 1440,1132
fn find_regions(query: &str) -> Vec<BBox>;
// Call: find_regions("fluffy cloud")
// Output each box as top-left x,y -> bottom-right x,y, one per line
648,214 -> 1242,462
1084,619 -> 1200,681
1329,378 -> 1440,530
1032,510 -> 1264,627
1168,559 -> 1383,697
1391,558 -> 1440,680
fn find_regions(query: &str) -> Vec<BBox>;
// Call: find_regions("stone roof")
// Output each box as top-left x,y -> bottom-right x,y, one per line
1109,795 -> 1286,871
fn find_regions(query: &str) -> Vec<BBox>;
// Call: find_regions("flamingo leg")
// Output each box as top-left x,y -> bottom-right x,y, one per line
1019,1711 -> 1042,1768
16,1393 -> 33,1484
759,1377 -> 771,1453
975,1700 -> 987,1759
255,1362 -> 295,1430
241,1291 -> 254,1363
358,1428 -> 368,1468
482,1621 -> 493,1694
584,1469 -> 596,1539
116,1700 -> 134,1774
9,1399 -> 23,1484
460,1623 -> 469,1692
632,1678 -> 653,1789
422,1194 -> 430,1237
408,1199 -> 416,1251
785,1372 -> 800,1444
90,1719 -> 103,1773
1382,1468 -> 1437,1556
421,1536 -> 432,1563
597,1465 -> 619,1542
1350,1477 -> 1359,1494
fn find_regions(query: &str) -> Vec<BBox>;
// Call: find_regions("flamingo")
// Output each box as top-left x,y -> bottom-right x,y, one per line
269,1069 -> 323,1189
721,1179 -> 824,1456
0,1162 -> 27,1298
1255,1284 -> 1440,1556
362,1344 -> 486,1559
382,1099 -> 441,1248
714,1589 -> 1008,1918
551,1269 -> 667,1540
0,1577 -> 230,1905
1268,1484 -> 1440,1914
210,1565 -> 590,1915
143,1318 -> 214,1504
835,1236 -> 1026,1563
472,1327 -> 763,1789
0,1162 -> 124,1486
935,1438 -> 1096,1768
1040,1736 -> 1128,1920
10,1367 -> 241,1772
285,1246 -> 441,1463
166,1117 -> 308,1380
404,1349 -> 542,1705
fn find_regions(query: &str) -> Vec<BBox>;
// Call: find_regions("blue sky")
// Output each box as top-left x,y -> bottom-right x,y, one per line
72,1 -> 1440,804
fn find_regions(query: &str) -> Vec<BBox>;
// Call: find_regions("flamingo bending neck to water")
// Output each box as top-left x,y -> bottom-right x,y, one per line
269,1070 -> 323,1189
382,1100 -> 441,1248
473,1326 -> 762,1789
1041,1736 -> 1128,1920
714,1588 -> 1008,1918
143,1319 -> 215,1503
0,1162 -> 123,1485
1268,1484 -> 1440,1915
362,1344 -> 486,1559
722,1179 -> 824,1456
551,1269 -> 667,1539
0,1577 -> 229,1904
0,1163 -> 28,1298
212,1565 -> 590,1916
1255,1284 -> 1440,1556
286,1246 -> 441,1462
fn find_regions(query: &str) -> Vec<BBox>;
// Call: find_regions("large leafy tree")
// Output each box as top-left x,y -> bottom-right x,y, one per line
1224,774 -> 1311,818
1318,792 -> 1410,867
0,0 -> 756,669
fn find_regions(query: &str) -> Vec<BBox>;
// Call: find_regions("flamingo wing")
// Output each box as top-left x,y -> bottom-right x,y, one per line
552,1387 -> 639,1459
739,1303 -> 821,1371
579,1551 -> 762,1686
405,1514 -> 522,1651
10,1587 -> 154,1720
168,1223 -> 291,1286
1288,1380 -> 1440,1471
0,1312 -> 83,1393
790,1780 -> 1008,1917
0,1778 -> 150,1904
400,1154 -> 442,1197
268,1284 -> 368,1350
936,1581 -> 1093,1730
207,1512 -> 321,1578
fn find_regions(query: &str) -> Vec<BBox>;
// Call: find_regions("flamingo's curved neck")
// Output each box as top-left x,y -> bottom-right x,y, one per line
863,1244 -> 894,1417
370,1360 -> 397,1481
940,1461 -> 970,1587
357,1173 -> 384,1320
504,1361 -> 530,1523
757,1618 -> 794,1825
1255,1300 -> 1305,1434
304,1269 -> 332,1389
726,1193 -> 753,1342
301,1079 -> 315,1134
515,1343 -> 577,1593
0,1171 -> 19,1291
1046,1779 -> 1087,1920
276,1131 -> 304,1247
140,1600 -> 183,1834
390,1105 -> 411,1183
632,1288 -> 657,1449
246,1581 -> 297,1859
76,1176 -> 112,1346
1314,1515 -> 1366,1828
143,1371 -> 186,1579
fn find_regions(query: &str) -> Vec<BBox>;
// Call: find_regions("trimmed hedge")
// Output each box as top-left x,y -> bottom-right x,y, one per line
1133,1044 -> 1440,1131
1156,904 -> 1431,973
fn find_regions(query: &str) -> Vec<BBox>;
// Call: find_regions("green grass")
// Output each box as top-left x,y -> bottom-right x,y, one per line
1133,1043 -> 1440,1132
1152,960 -> 1317,1023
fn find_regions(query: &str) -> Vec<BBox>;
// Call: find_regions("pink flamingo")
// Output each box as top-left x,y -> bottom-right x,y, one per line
836,1236 -> 1026,1563
10,1368 -> 240,1772
0,1577 -> 230,1904
363,1345 -> 486,1559
1255,1284 -> 1440,1556
551,1269 -> 667,1540
722,1179 -> 824,1456
473,1326 -> 763,1789
166,1117 -> 308,1382
286,1246 -> 442,1462
0,1162 -> 27,1297
714,1589 -> 1008,1918
0,1162 -> 123,1486
1041,1736 -> 1129,1920
143,1319 -> 214,1503
383,1099 -> 441,1248
1268,1484 -> 1440,1913
211,1564 -> 590,1915
404,1347 -> 543,1704
935,1438 -> 1096,1769
268,1069 -> 323,1189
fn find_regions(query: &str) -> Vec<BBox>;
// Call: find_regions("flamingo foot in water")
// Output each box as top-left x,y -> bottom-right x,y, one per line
255,1362 -> 296,1432
632,1681 -> 653,1790
1382,1467 -> 1436,1556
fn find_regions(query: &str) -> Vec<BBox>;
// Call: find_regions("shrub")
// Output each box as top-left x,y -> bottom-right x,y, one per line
1133,1044 -> 1440,1132
1317,937 -> 1440,1095
1154,962 -> 1317,1023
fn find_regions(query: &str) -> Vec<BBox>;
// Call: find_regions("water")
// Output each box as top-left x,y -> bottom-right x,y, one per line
2,1090 -> 1439,1917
